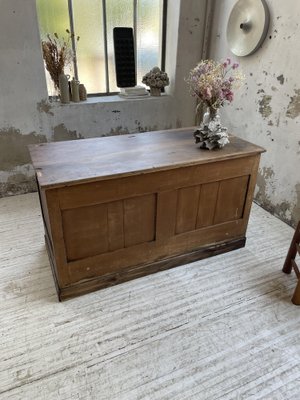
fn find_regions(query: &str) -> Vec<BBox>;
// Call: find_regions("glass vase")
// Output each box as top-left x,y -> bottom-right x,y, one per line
202,107 -> 221,127
194,106 -> 229,150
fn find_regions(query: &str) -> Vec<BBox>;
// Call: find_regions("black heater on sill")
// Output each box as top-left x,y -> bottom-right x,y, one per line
113,27 -> 136,88
113,27 -> 149,98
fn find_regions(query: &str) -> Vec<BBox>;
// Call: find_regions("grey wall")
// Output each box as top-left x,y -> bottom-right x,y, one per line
209,0 -> 300,227
0,0 -> 208,197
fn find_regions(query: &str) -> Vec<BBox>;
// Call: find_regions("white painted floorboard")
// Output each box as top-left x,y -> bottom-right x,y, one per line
0,193 -> 299,400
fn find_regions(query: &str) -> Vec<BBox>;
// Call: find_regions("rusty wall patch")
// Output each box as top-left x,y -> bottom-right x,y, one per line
286,89 -> 300,119
0,127 -> 47,170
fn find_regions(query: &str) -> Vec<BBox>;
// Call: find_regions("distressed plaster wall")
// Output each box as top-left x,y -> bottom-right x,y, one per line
209,0 -> 300,227
0,0 -> 207,197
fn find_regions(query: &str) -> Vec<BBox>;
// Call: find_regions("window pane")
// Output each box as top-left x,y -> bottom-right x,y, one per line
36,0 -> 72,94
106,0 -> 134,92
136,0 -> 162,86
36,0 -> 70,38
72,0 -> 106,94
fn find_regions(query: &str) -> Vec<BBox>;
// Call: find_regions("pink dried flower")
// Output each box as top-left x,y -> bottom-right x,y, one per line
203,87 -> 212,100
225,90 -> 234,102
185,58 -> 244,110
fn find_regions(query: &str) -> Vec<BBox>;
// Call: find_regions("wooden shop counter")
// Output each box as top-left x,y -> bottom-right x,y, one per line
29,128 -> 265,300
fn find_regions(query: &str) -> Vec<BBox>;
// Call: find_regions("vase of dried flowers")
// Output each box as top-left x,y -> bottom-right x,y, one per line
186,58 -> 244,150
41,30 -> 79,100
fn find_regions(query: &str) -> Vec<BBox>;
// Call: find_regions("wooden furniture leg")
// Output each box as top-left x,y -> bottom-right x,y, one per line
282,221 -> 300,305
292,279 -> 300,305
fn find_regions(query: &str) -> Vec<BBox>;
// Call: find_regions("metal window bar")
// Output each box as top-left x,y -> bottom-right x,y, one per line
133,0 -> 138,79
160,0 -> 168,93
161,0 -> 168,73
102,0 -> 110,93
66,0 -> 167,96
67,0 -> 79,80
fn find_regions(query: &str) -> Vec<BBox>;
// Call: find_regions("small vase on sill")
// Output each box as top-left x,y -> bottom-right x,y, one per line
150,87 -> 161,96
71,77 -> 80,102
59,73 -> 70,104
194,106 -> 229,150
79,84 -> 87,101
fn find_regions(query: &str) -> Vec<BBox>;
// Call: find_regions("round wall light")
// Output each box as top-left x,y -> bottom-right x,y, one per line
227,0 -> 270,56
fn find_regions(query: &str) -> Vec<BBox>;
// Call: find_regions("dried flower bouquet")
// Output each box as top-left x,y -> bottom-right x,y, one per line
186,58 -> 244,149
41,30 -> 79,90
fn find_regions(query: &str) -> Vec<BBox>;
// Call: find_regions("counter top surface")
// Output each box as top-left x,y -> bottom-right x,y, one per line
29,127 -> 265,189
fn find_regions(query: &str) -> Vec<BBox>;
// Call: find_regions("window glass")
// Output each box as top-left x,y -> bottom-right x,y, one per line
136,0 -> 162,86
72,0 -> 106,93
36,0 -> 70,38
36,0 -> 72,95
106,0 -> 134,92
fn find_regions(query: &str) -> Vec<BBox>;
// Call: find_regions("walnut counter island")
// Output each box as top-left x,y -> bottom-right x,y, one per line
29,128 -> 265,300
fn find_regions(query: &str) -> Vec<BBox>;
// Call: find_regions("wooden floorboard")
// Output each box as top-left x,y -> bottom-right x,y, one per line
0,193 -> 299,399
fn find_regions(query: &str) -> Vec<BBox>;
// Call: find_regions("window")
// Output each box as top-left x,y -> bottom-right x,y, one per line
36,0 -> 167,96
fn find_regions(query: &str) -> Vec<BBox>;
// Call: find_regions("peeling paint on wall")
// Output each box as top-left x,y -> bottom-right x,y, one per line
108,127 -> 130,136
256,167 -> 300,227
258,95 -> 272,118
286,89 -> 300,119
135,121 -> 149,133
0,127 -> 46,170
53,124 -> 83,141
255,195 -> 296,228
255,166 -> 274,206
105,123 -> 172,136
276,74 -> 284,85
36,99 -> 54,116
256,166 -> 274,190
0,173 -> 37,198
135,124 -> 166,133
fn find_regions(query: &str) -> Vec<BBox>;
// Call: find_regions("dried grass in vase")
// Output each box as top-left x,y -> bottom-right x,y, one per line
41,30 -> 79,90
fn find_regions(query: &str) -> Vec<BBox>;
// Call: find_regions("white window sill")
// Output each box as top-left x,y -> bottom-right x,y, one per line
51,93 -> 169,106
